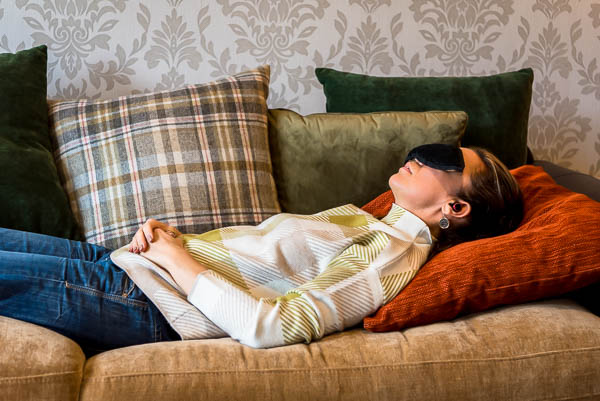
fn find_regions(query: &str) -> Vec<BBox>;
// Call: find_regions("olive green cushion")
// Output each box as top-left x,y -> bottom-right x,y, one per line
0,46 -> 81,239
315,68 -> 534,169
268,109 -> 467,214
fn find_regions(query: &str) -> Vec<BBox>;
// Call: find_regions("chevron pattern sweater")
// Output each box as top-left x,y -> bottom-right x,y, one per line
112,203 -> 432,348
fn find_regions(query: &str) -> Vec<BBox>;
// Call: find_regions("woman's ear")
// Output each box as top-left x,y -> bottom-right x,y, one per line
442,200 -> 471,220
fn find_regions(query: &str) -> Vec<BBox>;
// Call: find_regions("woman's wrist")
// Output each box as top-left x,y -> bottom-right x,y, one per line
163,250 -> 209,295
160,245 -> 190,271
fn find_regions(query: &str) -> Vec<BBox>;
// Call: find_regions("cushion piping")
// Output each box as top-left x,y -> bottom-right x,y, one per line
0,370 -> 82,383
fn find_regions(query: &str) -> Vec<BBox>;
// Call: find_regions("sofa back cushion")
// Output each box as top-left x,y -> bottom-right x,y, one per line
361,165 -> 600,332
0,45 -> 81,240
315,67 -> 534,169
268,108 -> 467,214
50,66 -> 280,249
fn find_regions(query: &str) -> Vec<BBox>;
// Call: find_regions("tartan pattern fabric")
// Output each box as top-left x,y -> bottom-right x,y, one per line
183,203 -> 433,347
49,66 -> 280,249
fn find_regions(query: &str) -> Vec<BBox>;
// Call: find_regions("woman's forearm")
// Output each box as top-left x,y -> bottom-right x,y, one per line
162,249 -> 209,295
137,228 -> 209,295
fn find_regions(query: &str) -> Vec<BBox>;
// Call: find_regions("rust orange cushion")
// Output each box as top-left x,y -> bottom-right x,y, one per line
362,165 -> 600,332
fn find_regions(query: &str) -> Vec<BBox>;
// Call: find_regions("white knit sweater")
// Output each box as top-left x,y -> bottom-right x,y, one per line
111,203 -> 432,348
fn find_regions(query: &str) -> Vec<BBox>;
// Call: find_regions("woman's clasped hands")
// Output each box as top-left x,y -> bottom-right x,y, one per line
127,219 -> 208,294
128,219 -> 185,269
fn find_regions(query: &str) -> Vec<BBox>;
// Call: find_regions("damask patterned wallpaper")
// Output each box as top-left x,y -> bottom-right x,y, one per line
1,0 -> 599,176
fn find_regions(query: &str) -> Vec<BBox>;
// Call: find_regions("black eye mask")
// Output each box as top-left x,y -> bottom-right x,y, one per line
404,143 -> 465,172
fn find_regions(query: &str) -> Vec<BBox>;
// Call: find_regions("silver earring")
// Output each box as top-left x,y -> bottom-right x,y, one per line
439,213 -> 450,230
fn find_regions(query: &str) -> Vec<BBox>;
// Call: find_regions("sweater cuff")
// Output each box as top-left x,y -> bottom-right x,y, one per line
187,270 -> 223,313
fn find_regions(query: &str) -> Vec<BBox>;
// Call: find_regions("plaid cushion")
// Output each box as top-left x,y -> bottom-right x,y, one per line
49,66 -> 280,249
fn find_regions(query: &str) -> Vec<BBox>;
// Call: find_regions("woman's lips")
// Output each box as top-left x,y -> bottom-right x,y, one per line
401,163 -> 412,174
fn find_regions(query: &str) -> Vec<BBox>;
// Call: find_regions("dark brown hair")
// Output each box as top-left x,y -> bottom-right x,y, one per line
431,147 -> 524,256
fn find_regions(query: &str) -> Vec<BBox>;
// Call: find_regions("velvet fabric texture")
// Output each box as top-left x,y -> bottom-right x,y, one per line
315,67 -> 534,169
268,108 -> 467,214
362,165 -> 600,331
0,46 -> 81,239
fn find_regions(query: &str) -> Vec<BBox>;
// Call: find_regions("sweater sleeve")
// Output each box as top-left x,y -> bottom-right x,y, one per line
186,218 -> 431,348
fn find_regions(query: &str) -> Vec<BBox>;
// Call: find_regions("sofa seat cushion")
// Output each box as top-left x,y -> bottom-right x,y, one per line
79,299 -> 600,401
0,316 -> 85,401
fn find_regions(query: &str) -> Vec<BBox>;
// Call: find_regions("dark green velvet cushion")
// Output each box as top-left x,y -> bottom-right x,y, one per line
268,108 -> 467,214
0,45 -> 81,239
315,67 -> 534,169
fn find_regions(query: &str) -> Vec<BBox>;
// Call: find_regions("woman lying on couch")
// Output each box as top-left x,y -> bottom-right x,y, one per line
0,144 -> 522,354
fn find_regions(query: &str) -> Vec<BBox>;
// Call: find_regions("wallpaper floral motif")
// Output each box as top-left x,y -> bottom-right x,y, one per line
1,0 -> 598,176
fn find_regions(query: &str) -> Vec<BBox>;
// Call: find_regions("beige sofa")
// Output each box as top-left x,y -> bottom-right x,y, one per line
2,299 -> 600,401
2,160 -> 600,401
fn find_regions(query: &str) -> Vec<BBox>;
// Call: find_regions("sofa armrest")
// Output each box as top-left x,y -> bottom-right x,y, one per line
534,160 -> 600,202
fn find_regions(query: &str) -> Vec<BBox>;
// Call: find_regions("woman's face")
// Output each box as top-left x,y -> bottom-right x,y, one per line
389,147 -> 484,222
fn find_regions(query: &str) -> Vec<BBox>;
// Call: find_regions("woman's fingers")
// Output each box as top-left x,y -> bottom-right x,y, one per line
129,238 -> 140,253
131,228 -> 148,253
142,219 -> 182,242
128,219 -> 181,253
128,230 -> 141,252
142,219 -> 168,243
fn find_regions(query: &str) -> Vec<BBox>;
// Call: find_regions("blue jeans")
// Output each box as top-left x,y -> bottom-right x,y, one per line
0,227 -> 180,355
